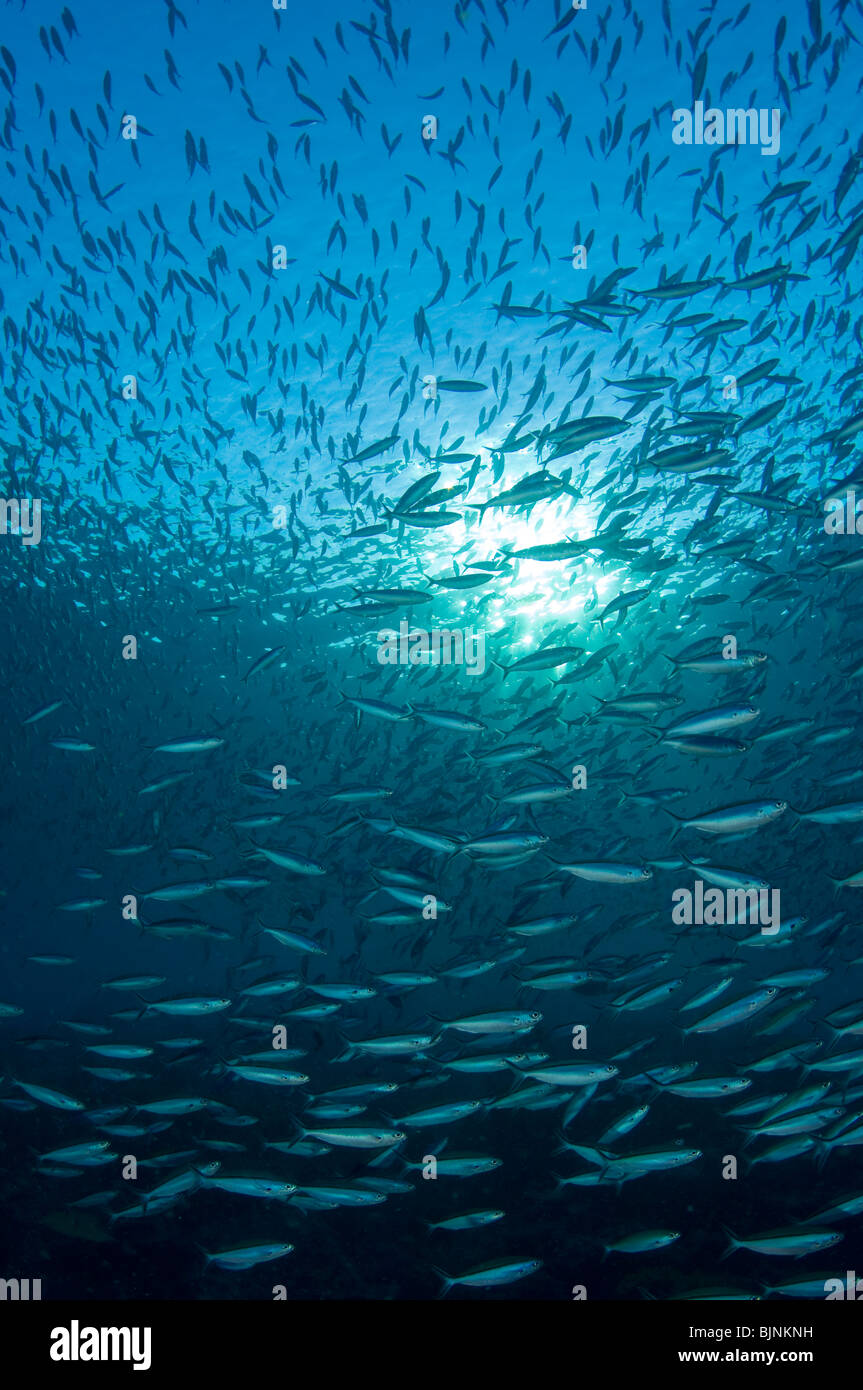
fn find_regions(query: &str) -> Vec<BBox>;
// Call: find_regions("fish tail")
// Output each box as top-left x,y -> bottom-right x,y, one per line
431,1265 -> 455,1298
133,992 -> 151,1021
332,1030 -> 357,1063
659,807 -> 684,840
719,1225 -> 739,1261
815,1019 -> 841,1053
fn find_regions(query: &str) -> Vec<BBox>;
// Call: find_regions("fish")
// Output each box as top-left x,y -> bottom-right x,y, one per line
250,844 -> 327,876
295,1124 -> 405,1148
427,1210 -> 505,1231
722,1228 -> 843,1259
492,646 -> 585,678
137,996 -> 232,1016
201,1177 -> 296,1201
663,800 -> 787,836
241,647 -> 287,683
203,1243 -> 294,1271
433,1258 -> 542,1296
558,863 -> 652,885
13,1080 -> 85,1111
603,1230 -> 681,1255
22,700 -> 65,725
152,737 -> 224,754
683,988 -> 779,1035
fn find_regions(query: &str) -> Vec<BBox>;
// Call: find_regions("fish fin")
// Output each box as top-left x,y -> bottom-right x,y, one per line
431,1265 -> 454,1299
332,1030 -> 357,1063
719,1225 -> 739,1261
813,1140 -> 831,1172
814,1018 -> 841,1052
569,1144 -> 611,1168
133,992 -> 151,1021
659,807 -> 685,841
195,1242 -> 212,1269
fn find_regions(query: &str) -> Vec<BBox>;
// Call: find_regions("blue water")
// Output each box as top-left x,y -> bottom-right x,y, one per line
1,0 -> 863,1300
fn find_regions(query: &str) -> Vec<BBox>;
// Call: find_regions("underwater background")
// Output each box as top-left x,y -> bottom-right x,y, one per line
1,0 -> 863,1300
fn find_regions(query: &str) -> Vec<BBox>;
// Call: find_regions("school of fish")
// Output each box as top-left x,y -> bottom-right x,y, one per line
1,0 -> 863,1300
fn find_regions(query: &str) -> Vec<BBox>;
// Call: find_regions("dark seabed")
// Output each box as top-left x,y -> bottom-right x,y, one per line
1,0 -> 863,1302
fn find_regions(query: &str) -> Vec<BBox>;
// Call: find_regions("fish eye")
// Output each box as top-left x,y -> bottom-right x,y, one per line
606,1065 -> 616,1073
